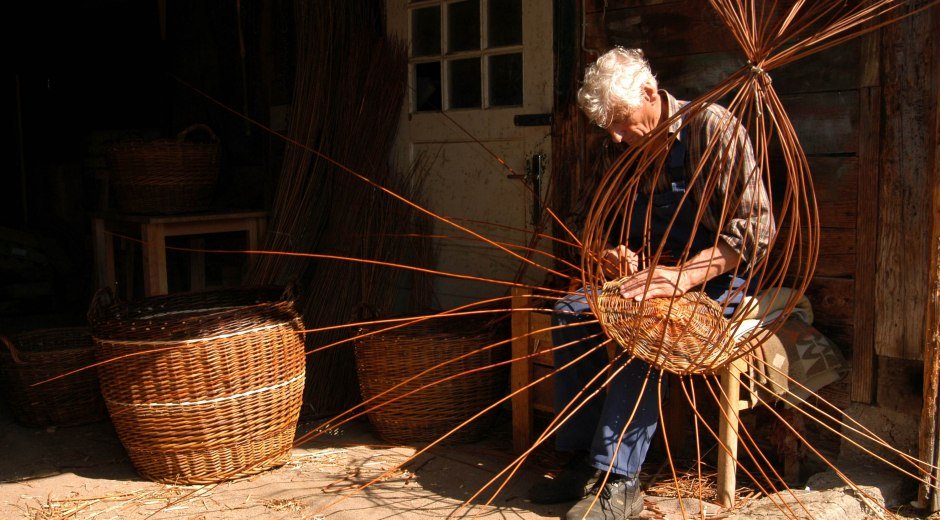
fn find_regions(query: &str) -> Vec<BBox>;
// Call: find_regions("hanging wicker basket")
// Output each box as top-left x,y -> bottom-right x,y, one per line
596,278 -> 737,375
108,124 -> 220,214
0,327 -> 107,427
354,318 -> 503,445
88,286 -> 306,484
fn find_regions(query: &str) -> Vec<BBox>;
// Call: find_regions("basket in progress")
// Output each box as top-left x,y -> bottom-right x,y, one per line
0,327 -> 107,427
89,286 -> 306,484
596,279 -> 736,375
108,124 -> 220,214
354,319 -> 503,445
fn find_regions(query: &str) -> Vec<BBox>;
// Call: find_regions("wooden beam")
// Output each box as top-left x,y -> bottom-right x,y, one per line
875,5 -> 934,361
918,4 -> 940,511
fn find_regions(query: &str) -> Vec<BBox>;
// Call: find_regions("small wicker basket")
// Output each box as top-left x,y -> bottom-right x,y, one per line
108,124 -> 220,214
354,318 -> 503,445
88,286 -> 306,484
596,279 -> 736,375
0,327 -> 107,427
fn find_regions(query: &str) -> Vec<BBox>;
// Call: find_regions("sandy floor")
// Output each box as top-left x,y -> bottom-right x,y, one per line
0,407 -> 576,520
6,403 -> 910,520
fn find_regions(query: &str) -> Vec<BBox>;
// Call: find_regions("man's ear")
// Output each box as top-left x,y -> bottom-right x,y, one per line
643,85 -> 659,104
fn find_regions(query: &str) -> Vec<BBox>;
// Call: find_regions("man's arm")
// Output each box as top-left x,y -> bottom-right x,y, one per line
616,105 -> 771,300
618,240 -> 740,300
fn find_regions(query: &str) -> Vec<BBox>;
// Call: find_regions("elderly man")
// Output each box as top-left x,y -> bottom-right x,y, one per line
528,48 -> 773,519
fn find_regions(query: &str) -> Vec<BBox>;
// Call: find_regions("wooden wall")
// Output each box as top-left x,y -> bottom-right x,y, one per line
554,1 -> 939,405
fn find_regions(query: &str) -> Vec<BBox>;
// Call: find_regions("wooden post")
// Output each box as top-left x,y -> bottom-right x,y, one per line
918,5 -> 940,509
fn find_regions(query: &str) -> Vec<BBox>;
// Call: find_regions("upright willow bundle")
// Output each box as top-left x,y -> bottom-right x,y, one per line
245,1 -> 410,415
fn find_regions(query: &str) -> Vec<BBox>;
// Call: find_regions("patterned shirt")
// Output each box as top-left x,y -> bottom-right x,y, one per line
663,90 -> 775,265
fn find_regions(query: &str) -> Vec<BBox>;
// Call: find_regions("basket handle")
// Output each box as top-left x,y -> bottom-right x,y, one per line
88,286 -> 118,324
176,123 -> 219,143
1,336 -> 24,364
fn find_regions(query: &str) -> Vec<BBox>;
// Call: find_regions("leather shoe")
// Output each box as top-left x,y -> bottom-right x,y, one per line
527,453 -> 600,504
565,475 -> 644,519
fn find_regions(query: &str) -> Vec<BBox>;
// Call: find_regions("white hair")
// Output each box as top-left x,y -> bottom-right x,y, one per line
577,47 -> 657,127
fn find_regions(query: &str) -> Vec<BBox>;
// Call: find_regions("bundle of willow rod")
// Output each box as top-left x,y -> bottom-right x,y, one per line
245,1 -> 411,415
580,0 -> 934,375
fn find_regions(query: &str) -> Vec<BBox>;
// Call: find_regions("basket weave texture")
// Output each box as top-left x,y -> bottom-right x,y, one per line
89,287 -> 306,484
108,124 -> 220,214
596,279 -> 735,375
354,319 -> 503,445
0,327 -> 107,427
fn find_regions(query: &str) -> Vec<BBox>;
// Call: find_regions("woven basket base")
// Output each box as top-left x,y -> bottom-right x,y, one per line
106,376 -> 303,484
126,426 -> 296,485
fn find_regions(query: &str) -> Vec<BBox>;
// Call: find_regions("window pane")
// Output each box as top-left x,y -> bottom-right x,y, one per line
415,62 -> 442,111
411,6 -> 441,57
448,58 -> 481,109
487,0 -> 522,47
488,53 -> 523,106
447,0 -> 480,52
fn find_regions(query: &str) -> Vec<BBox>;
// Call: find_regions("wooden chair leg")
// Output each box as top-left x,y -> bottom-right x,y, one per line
511,287 -> 534,454
716,358 -> 746,508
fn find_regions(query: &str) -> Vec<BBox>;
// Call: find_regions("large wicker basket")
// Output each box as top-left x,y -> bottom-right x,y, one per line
596,279 -> 736,375
108,124 -> 220,214
0,327 -> 107,427
354,319 -> 503,445
88,286 -> 306,484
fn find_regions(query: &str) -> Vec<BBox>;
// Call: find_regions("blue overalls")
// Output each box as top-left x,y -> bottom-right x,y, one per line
551,130 -> 739,477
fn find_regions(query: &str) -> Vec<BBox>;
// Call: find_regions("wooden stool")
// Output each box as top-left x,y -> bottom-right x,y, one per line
92,210 -> 267,297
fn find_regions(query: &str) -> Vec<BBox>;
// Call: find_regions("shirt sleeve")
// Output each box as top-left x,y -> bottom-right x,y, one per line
688,105 -> 775,266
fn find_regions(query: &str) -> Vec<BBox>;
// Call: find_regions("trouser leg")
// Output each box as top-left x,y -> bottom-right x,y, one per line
551,291 -> 608,452
551,290 -> 664,477
589,357 -> 662,477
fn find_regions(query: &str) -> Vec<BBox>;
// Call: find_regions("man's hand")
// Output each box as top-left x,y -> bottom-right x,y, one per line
617,242 -> 742,300
618,266 -> 689,300
601,245 -> 638,278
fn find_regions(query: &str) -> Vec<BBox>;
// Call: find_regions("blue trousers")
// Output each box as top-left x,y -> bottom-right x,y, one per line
551,290 -> 663,477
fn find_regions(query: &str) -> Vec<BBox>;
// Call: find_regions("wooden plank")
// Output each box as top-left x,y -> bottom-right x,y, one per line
585,0 -> 678,11
774,226 -> 857,258
853,85 -> 880,403
780,91 -> 859,156
770,156 -> 859,206
584,3 -> 737,58
803,276 -> 855,328
652,42 -> 864,105
875,10 -> 934,361
920,5 -> 940,511
770,39 -> 864,94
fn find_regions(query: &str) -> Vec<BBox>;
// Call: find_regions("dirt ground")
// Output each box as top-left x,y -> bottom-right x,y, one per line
2,402 -> 926,520
0,405 -> 575,519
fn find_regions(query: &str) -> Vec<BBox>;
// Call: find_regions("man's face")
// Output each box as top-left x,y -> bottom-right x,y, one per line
605,86 -> 660,146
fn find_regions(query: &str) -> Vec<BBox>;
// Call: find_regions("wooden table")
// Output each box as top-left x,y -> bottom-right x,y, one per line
92,211 -> 267,297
